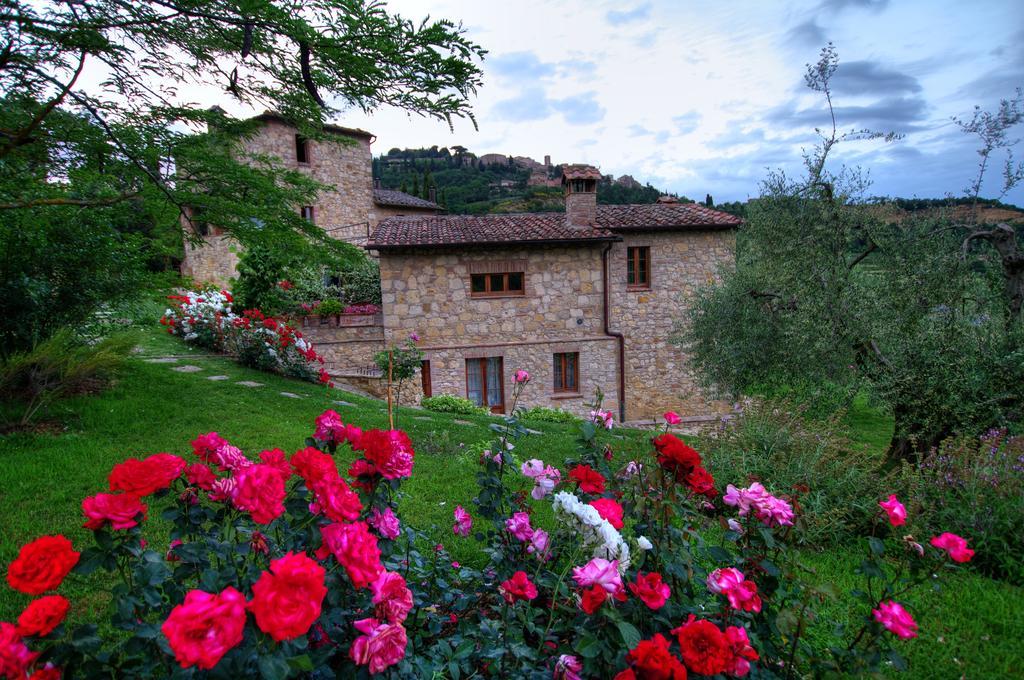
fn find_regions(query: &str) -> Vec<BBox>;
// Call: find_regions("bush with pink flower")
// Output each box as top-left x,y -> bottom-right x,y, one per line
0,380 -> 974,678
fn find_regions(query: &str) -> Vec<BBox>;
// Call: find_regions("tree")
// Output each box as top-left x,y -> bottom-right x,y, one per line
0,0 -> 484,347
679,45 -> 1024,460
705,193 -> 714,207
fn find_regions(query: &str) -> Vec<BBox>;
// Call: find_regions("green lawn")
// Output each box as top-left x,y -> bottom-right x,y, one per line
1,328 -> 1020,677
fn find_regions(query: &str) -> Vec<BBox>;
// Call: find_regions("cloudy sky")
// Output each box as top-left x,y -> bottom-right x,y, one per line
329,0 -> 1023,204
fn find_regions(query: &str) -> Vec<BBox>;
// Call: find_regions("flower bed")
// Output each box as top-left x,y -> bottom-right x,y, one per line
160,289 -> 332,386
0,377 -> 973,678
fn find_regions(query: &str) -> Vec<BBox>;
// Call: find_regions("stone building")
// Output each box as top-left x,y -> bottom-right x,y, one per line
180,113 -> 441,286
366,165 -> 740,421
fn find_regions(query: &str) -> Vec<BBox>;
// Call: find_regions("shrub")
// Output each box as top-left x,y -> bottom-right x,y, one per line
696,398 -> 886,545
0,330 -> 134,429
313,299 -> 343,316
421,394 -> 488,416
233,244 -> 295,316
900,430 -> 1024,583
520,405 -> 581,424
0,382 -> 967,678
160,290 -> 331,385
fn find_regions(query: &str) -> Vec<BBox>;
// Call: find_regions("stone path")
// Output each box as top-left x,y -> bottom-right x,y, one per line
236,381 -> 263,387
144,357 -> 178,364
171,365 -> 203,373
280,392 -> 304,399
206,375 -> 230,381
333,400 -> 354,407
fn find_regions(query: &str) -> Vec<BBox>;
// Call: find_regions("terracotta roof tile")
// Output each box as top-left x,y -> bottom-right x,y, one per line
373,188 -> 441,210
562,164 -> 603,180
367,203 -> 740,249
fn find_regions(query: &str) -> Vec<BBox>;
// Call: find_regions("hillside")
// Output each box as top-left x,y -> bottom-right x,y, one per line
372,146 -> 688,214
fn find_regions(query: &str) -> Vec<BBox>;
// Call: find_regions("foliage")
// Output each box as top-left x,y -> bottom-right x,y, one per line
313,299 -> 343,317
161,290 -> 330,385
0,330 -> 134,428
679,45 -> 1024,459
233,244 -> 297,316
374,338 -> 424,408
696,398 -> 887,545
337,258 -> 383,306
1,375 -> 970,678
0,205 -> 147,357
899,430 -> 1024,584
420,395 -> 489,416
520,405 -> 581,424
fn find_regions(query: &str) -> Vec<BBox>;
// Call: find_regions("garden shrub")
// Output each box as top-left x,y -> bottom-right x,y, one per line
232,244 -> 295,316
0,329 -> 134,429
520,405 -> 581,424
421,394 -> 488,416
313,299 -> 343,317
900,430 -> 1024,584
160,290 -> 331,385
0,376 -> 970,677
696,398 -> 886,545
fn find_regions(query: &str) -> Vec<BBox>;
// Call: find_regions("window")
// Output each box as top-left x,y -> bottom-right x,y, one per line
466,357 -> 504,413
470,272 -> 525,297
627,246 -> 650,289
553,352 -> 579,393
190,207 -> 210,237
421,360 -> 432,398
301,206 -> 315,223
295,134 -> 309,164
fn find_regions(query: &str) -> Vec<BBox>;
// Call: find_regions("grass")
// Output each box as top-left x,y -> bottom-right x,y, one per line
1,327 -> 1021,677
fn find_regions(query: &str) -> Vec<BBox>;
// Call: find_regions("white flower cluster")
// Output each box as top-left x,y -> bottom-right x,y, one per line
551,491 -> 630,573
165,290 -> 237,341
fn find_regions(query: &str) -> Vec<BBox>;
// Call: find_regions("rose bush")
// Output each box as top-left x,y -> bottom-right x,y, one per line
0,379 -> 973,678
160,289 -> 331,386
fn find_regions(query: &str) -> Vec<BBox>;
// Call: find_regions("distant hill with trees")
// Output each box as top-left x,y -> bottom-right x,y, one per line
372,146 -> 688,214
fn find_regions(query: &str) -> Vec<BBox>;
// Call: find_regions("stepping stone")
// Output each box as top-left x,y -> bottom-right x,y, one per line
144,357 -> 178,364
453,419 -> 474,426
332,400 -> 354,406
280,392 -> 303,399
206,375 -> 230,381
236,381 -> 263,387
172,365 -> 202,373
413,416 -> 433,421
525,428 -> 543,435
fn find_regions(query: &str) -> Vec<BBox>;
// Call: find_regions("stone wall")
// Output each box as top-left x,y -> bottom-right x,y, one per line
608,230 -> 736,419
180,118 -> 375,285
378,245 -> 620,416
298,319 -> 384,375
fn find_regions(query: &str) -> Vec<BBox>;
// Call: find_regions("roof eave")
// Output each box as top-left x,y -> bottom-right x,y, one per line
365,235 -> 622,252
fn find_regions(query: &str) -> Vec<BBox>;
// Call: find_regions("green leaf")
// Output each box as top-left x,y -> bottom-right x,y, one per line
868,537 -> 886,556
577,635 -> 603,658
617,621 -> 642,650
257,654 -> 290,680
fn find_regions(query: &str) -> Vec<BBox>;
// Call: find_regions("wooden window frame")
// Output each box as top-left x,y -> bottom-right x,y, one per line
295,134 -> 310,165
553,352 -> 580,394
421,360 -> 432,398
627,246 -> 651,290
465,356 -> 505,414
469,272 -> 525,298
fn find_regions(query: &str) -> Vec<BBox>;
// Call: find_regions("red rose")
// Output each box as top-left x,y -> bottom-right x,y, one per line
191,432 -> 227,463
652,433 -> 701,480
499,571 -> 538,604
28,664 -> 61,680
108,453 -> 186,496
0,622 -> 37,679
185,463 -> 217,490
684,466 -> 717,498
17,594 -> 70,637
371,571 -> 414,624
672,615 -> 730,677
628,572 -> 671,611
310,476 -> 362,523
82,493 -> 147,530
258,448 -> 293,480
625,633 -> 688,679
249,552 -> 327,642
291,447 -> 339,489
613,670 -> 637,680
354,430 -> 415,479
318,522 -> 383,589
723,626 -> 759,677
232,464 -> 286,524
589,498 -> 625,529
6,535 -> 79,595
569,464 -> 606,494
161,587 -> 247,670
580,584 -> 608,614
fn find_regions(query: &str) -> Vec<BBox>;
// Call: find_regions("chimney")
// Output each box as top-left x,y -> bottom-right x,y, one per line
656,195 -> 678,204
428,185 -> 437,203
562,164 -> 600,230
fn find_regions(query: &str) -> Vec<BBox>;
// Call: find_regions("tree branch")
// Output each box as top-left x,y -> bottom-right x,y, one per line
0,51 -> 87,159
0,191 -> 142,210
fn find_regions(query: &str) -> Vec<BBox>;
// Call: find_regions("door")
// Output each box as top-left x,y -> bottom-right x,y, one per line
465,357 -> 504,413
421,360 -> 432,398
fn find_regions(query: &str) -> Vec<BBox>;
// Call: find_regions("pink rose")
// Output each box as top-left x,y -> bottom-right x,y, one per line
318,522 -> 383,589
554,654 -> 583,680
930,532 -> 974,563
663,411 -> 682,425
505,512 -> 534,542
872,600 -> 918,640
161,587 -> 247,669
371,571 -> 414,624
369,507 -> 401,540
879,494 -> 907,526
232,464 -> 286,524
349,618 -> 407,674
707,567 -> 762,612
453,506 -> 473,537
572,557 -> 622,594
527,528 -> 550,557
514,369 -> 530,384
